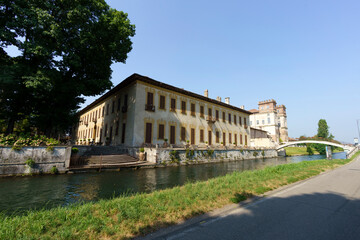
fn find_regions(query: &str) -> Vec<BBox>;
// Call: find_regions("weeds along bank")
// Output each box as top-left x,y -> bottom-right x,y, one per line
134,148 -> 278,165
0,147 -> 71,175
0,134 -> 71,176
1,151 -> 358,239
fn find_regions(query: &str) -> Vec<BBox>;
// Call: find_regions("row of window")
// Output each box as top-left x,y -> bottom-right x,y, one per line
252,118 -> 272,125
145,123 -> 248,146
77,121 -> 126,144
80,95 -> 128,125
146,92 -> 248,126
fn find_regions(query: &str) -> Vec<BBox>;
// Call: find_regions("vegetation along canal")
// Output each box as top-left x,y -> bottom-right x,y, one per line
0,152 -> 346,214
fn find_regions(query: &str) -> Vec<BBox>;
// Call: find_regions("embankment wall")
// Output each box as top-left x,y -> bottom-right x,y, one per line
0,147 -> 71,176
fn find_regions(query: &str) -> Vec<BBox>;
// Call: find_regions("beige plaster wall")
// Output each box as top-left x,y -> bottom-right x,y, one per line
133,82 -> 250,147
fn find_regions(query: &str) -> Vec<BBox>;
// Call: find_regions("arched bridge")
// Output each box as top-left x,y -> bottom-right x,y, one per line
277,140 -> 353,151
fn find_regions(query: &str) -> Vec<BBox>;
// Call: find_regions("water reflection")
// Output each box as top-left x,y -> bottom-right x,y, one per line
0,152 -> 346,214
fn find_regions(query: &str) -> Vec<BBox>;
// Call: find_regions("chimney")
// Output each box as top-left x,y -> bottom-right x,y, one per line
216,96 -> 222,102
204,89 -> 208,98
240,105 -> 244,109
225,97 -> 230,104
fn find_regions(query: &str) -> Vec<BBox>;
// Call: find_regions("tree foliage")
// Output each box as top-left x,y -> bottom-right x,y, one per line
314,119 -> 332,154
317,119 -> 329,139
306,144 -> 314,155
0,0 -> 135,136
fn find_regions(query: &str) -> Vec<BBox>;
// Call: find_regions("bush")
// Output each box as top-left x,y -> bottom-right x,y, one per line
306,145 -> 314,155
140,148 -> 145,153
71,147 -> 79,154
186,149 -> 195,159
207,149 -> 214,157
50,166 -> 59,174
11,145 -> 22,151
25,158 -> 35,168
169,150 -> 180,163
46,146 -> 54,152
253,151 -> 259,157
0,134 -> 17,146
0,134 -> 59,148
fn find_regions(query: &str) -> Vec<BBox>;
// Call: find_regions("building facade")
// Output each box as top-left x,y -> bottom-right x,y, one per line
249,99 -> 288,143
74,74 -> 252,148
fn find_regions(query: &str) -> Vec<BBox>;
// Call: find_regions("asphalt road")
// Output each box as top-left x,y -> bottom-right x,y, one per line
143,155 -> 360,240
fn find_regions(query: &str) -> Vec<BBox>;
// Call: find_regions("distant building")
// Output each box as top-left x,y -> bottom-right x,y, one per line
249,99 -> 288,143
74,74 -> 252,147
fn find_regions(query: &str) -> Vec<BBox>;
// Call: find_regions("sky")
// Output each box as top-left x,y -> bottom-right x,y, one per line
5,0 -> 360,143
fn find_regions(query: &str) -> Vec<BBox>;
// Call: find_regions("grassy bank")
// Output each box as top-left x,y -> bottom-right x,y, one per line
285,147 -> 319,156
1,152 -> 359,239
284,146 -> 343,156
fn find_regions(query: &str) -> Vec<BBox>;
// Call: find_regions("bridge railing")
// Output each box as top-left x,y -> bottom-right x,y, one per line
346,146 -> 359,159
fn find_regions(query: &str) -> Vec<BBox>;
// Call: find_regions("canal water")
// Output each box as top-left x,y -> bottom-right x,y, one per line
0,152 -> 346,214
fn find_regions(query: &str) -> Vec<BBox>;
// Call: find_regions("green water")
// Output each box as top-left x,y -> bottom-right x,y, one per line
0,152 -> 346,214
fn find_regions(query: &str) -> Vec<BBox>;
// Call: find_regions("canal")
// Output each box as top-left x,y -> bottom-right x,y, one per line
0,152 -> 346,214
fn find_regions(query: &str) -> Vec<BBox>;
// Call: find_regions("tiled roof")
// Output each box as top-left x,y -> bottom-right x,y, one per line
79,73 -> 252,115
249,109 -> 259,113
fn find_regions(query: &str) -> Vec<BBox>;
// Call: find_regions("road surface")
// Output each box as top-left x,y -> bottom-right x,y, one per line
143,155 -> 360,240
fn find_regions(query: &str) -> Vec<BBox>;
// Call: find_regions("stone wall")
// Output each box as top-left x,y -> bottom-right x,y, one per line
142,148 -> 278,165
250,138 -> 276,148
0,147 -> 71,176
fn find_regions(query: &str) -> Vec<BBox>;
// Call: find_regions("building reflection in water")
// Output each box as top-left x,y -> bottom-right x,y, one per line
0,152 -> 346,215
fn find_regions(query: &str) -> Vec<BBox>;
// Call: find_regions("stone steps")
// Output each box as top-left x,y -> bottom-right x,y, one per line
86,154 -> 137,165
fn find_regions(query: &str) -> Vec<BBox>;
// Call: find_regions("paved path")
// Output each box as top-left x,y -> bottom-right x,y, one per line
143,155 -> 360,240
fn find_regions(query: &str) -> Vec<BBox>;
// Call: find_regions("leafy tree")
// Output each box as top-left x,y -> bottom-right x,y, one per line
317,119 -> 329,139
0,0 -> 135,136
306,144 -> 314,155
314,119 -> 333,154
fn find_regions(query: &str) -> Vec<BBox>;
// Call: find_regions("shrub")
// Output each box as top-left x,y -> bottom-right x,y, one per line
25,158 -> 35,168
253,151 -> 259,157
46,146 -> 54,152
140,148 -> 145,153
71,147 -> 79,154
207,149 -> 214,157
261,150 -> 265,157
306,145 -> 314,155
169,150 -> 180,163
11,145 -> 22,151
0,134 -> 59,148
0,134 -> 17,146
186,149 -> 195,159
50,166 -> 59,174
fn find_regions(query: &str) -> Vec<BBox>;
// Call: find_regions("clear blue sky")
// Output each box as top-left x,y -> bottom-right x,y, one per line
102,0 -> 360,143
6,0 -> 360,143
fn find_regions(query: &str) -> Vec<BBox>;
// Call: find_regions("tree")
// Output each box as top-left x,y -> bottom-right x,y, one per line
314,119 -> 332,155
317,119 -> 329,139
306,144 -> 314,155
0,0 -> 135,136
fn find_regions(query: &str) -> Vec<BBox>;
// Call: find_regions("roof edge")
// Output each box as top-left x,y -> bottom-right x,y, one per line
78,73 -> 253,116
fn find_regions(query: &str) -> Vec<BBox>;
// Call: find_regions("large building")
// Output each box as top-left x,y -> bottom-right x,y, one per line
249,99 -> 288,143
74,74 -> 252,147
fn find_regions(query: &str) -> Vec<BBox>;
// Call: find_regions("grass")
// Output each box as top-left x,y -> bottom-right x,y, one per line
285,147 -> 344,156
1,151 -> 359,240
285,147 -> 319,156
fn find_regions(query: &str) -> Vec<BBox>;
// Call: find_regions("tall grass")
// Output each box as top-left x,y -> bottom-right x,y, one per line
1,152 -> 358,240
